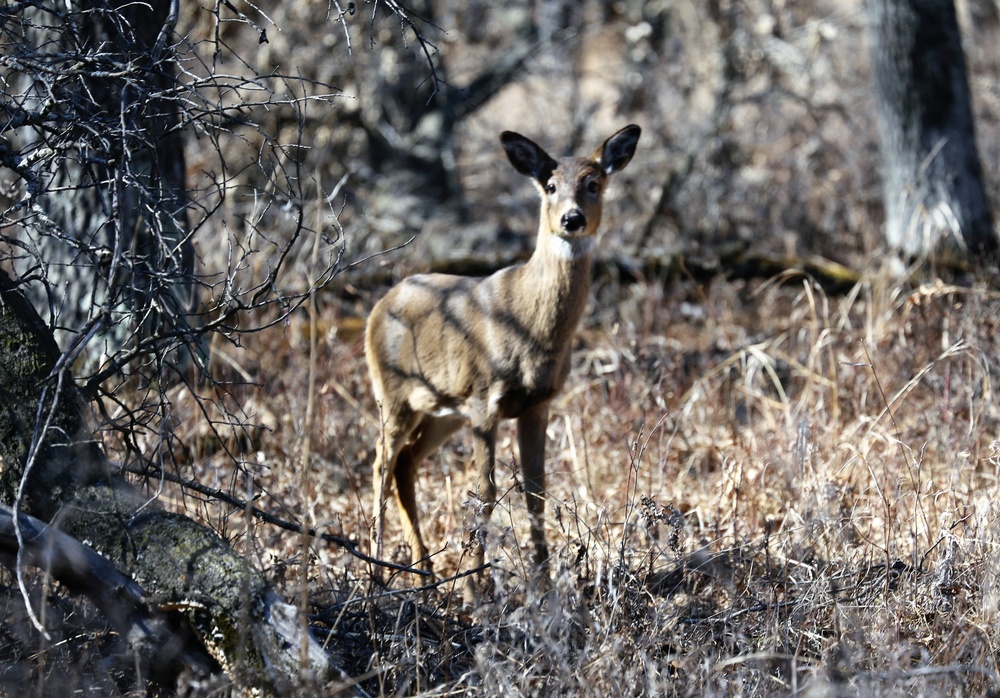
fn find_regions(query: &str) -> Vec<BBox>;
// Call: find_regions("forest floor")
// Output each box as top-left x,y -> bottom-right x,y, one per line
1,251 -> 999,696
165,260 -> 1000,696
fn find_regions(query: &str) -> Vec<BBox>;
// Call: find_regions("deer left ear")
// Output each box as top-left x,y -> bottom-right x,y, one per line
597,125 -> 641,175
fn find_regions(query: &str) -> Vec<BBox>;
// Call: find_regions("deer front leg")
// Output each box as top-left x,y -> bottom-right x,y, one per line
465,418 -> 498,602
470,420 -> 499,565
517,404 -> 550,574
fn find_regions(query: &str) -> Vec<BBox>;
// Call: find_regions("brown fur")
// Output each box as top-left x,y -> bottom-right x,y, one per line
365,126 -> 641,594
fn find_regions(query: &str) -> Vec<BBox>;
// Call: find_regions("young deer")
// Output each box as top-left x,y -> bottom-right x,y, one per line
366,125 -> 641,590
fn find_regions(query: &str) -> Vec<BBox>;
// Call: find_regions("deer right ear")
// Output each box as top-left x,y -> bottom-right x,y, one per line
501,132 -> 557,183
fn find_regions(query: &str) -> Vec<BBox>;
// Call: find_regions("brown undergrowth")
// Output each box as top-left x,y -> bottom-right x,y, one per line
3,267 -> 1000,696
181,266 -> 1000,695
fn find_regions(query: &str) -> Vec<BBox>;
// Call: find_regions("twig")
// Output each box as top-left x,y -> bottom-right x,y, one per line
121,462 -> 429,575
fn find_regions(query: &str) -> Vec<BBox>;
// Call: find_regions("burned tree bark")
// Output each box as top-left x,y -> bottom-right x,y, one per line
865,0 -> 997,263
0,272 -> 335,694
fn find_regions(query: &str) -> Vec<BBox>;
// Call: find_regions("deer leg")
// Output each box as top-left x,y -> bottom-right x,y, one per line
371,406 -> 415,563
465,418 -> 498,602
392,444 -> 428,569
393,415 -> 464,572
371,433 -> 400,563
517,404 -> 550,573
409,415 -> 466,464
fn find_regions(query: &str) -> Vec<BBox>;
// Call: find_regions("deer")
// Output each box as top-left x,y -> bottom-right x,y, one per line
365,125 -> 641,597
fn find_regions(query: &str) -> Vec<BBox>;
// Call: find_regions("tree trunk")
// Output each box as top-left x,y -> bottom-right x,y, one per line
13,0 -> 195,372
865,0 -> 997,262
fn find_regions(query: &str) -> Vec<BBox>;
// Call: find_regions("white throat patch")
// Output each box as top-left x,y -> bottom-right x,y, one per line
545,234 -> 596,261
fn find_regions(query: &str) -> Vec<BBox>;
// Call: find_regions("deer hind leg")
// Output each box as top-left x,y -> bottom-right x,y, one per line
393,414 -> 464,572
371,404 -> 417,563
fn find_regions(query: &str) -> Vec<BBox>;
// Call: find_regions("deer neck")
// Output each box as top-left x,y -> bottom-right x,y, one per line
509,230 -> 595,345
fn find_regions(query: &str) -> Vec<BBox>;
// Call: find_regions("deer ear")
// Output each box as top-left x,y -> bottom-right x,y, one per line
596,125 -> 641,175
502,132 -> 558,183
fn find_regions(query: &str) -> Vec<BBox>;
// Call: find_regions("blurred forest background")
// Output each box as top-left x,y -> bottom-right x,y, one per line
192,0 -> 997,281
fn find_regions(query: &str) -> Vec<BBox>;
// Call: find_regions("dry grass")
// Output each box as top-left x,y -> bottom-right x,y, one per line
3,256 -> 999,697
126,263 -> 998,696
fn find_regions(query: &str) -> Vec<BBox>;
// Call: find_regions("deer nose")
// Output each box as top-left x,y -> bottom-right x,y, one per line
561,209 -> 586,233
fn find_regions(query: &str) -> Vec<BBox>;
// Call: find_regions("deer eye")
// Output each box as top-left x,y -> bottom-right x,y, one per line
586,179 -> 600,194
545,181 -> 557,195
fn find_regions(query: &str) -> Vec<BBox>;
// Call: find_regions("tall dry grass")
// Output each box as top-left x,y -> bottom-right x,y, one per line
148,263 -> 998,696
3,262 -> 998,696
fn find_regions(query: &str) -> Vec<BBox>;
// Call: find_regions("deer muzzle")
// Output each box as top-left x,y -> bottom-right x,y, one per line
560,209 -> 586,234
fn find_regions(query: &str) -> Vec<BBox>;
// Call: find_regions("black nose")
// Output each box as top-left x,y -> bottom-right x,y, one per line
561,209 -> 586,233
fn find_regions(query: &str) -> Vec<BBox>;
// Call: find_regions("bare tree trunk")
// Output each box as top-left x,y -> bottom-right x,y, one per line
13,0 -> 195,373
865,0 -> 997,262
